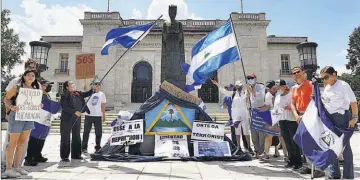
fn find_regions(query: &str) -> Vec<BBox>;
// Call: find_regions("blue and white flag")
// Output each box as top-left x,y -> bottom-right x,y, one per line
293,82 -> 355,170
262,109 -> 284,126
39,98 -> 61,127
101,23 -> 153,55
181,20 -> 240,92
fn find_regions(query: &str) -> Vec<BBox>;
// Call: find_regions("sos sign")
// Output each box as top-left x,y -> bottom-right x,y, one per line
75,53 -> 95,79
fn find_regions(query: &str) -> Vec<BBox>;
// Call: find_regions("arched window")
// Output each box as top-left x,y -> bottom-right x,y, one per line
197,72 -> 219,103
131,62 -> 152,103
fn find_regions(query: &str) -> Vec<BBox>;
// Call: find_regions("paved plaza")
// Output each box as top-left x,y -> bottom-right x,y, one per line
1,131 -> 360,180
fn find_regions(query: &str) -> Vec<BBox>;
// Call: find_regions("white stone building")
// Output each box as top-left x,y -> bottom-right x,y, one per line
41,12 -> 311,112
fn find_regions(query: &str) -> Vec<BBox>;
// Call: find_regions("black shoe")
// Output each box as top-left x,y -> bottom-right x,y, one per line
82,149 -> 88,154
284,163 -> 294,168
24,160 -> 38,166
72,156 -> 83,160
313,170 -> 325,178
299,167 -> 311,174
325,176 -> 341,180
94,146 -> 101,152
61,159 -> 70,162
35,157 -> 48,163
339,160 -> 344,166
292,165 -> 302,171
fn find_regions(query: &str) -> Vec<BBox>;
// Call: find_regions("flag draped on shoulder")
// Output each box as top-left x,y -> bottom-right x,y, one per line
181,20 -> 240,92
39,98 -> 61,127
293,82 -> 355,170
101,23 -> 153,55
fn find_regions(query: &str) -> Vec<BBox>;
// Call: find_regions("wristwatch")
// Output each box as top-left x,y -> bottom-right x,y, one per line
352,114 -> 358,119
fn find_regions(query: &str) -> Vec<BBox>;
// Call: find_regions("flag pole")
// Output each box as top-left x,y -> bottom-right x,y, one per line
311,164 -> 314,179
229,14 -> 253,151
71,15 -> 163,129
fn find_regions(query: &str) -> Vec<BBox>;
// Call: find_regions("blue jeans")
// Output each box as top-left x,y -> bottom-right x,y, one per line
328,112 -> 354,179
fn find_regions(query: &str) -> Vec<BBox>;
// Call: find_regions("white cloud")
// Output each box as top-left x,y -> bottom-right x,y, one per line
8,0 -> 95,75
131,8 -> 142,19
336,49 -> 347,57
334,65 -> 351,75
147,0 -> 202,20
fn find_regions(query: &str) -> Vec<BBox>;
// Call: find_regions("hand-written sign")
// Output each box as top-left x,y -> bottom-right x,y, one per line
191,122 -> 225,142
76,53 -> 95,79
15,88 -> 42,121
110,119 -> 144,146
154,135 -> 189,158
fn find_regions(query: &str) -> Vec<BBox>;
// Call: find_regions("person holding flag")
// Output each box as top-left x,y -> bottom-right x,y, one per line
319,66 -> 357,179
25,80 -> 59,166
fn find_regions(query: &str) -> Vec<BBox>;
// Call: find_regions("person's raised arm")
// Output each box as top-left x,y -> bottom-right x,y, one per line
211,79 -> 233,97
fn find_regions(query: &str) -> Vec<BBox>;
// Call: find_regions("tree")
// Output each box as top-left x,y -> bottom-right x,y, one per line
1,74 -> 16,92
1,9 -> 25,77
346,26 -> 360,74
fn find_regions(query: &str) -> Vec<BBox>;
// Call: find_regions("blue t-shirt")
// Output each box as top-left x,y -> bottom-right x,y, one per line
223,96 -> 232,119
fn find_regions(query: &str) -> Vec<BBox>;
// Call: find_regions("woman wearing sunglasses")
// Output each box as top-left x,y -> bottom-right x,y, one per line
320,66 -> 357,179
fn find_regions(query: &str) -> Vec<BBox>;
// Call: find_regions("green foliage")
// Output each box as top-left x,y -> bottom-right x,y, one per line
346,26 -> 360,74
1,9 -> 25,77
153,119 -> 188,128
1,74 -> 16,92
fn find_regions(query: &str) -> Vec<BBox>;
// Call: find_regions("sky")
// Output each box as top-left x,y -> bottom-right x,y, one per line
3,0 -> 360,76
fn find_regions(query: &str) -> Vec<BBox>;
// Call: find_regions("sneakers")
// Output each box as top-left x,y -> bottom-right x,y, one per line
24,159 -> 38,166
260,152 -> 270,160
284,163 -> 294,168
299,167 -> 311,174
14,167 -> 29,175
3,168 -> 21,178
292,165 -> 302,171
313,170 -> 325,178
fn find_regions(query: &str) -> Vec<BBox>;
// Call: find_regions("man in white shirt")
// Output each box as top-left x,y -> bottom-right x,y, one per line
1,59 -> 40,172
81,79 -> 107,154
245,73 -> 266,158
320,66 -> 357,179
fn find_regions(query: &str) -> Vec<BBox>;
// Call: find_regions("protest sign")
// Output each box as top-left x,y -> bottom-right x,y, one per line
250,109 -> 280,136
15,88 -> 43,121
191,122 -> 225,141
154,135 -> 189,158
76,53 -> 95,79
193,141 -> 231,157
110,119 -> 144,146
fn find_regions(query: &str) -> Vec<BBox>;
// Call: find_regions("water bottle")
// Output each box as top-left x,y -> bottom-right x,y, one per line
220,104 -> 224,110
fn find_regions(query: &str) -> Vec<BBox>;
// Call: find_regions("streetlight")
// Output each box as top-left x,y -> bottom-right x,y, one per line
29,40 -> 52,73
296,41 -> 318,80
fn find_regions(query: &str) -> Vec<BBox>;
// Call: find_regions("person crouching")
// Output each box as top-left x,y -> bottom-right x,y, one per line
24,80 -> 54,166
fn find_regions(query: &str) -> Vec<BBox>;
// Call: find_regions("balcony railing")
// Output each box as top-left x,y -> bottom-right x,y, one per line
55,69 -> 70,75
280,69 -> 291,76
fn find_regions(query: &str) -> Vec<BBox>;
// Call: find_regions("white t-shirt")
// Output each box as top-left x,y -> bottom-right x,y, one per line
86,91 -> 107,117
322,80 -> 357,114
231,91 -> 249,122
264,92 -> 274,109
273,92 -> 296,121
246,83 -> 266,108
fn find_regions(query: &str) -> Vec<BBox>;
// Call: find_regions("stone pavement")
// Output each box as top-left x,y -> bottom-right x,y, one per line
1,131 -> 360,180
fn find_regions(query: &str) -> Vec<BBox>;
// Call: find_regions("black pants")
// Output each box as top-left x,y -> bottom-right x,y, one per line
82,116 -> 103,151
241,126 -> 250,149
279,120 -> 302,166
25,136 -> 45,161
60,117 -> 81,159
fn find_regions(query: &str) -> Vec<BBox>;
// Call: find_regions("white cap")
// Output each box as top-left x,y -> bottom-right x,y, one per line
234,80 -> 242,86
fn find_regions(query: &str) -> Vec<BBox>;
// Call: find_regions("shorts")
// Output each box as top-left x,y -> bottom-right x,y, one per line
233,119 -> 250,136
8,111 -> 34,133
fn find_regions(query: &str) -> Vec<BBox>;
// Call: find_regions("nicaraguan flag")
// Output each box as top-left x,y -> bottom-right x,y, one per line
293,82 -> 355,170
181,20 -> 240,92
261,109 -> 284,126
101,23 -> 153,55
39,98 -> 61,127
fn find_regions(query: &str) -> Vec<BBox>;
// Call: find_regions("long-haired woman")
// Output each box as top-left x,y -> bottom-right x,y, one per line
3,70 -> 41,178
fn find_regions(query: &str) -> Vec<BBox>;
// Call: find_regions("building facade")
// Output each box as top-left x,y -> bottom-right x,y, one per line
41,12 -> 310,112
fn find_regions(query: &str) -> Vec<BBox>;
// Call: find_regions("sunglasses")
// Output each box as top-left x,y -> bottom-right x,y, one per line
321,75 -> 330,81
246,77 -> 255,80
292,71 -> 301,75
93,83 -> 100,86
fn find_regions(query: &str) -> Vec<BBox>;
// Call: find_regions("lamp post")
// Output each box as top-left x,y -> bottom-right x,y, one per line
29,40 -> 52,76
296,41 -> 318,80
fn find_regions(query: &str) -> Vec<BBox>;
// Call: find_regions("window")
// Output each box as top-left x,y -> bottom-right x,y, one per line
280,54 -> 290,75
59,53 -> 69,71
58,82 -> 64,95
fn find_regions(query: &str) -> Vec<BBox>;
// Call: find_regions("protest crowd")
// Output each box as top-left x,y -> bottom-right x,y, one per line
1,58 -> 357,179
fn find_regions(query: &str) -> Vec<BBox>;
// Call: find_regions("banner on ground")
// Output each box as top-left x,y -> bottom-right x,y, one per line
110,119 -> 144,146
191,122 -> 225,141
154,135 -> 189,158
250,109 -> 280,136
193,141 -> 231,157
15,88 -> 43,121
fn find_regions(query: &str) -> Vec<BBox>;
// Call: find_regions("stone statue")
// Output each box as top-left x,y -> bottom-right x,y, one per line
161,5 -> 186,86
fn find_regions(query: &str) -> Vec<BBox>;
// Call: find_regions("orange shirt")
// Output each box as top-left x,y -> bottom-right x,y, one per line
292,80 -> 313,113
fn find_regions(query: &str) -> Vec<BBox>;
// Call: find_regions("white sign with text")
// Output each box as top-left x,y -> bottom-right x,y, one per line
110,119 -> 144,146
15,88 -> 43,121
191,122 -> 225,142
154,135 -> 189,158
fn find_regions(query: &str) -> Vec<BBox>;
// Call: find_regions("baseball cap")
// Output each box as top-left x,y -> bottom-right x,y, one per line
90,78 -> 101,85
40,79 -> 54,85
265,80 -> 275,89
275,79 -> 287,86
246,73 -> 257,79
234,80 -> 242,87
